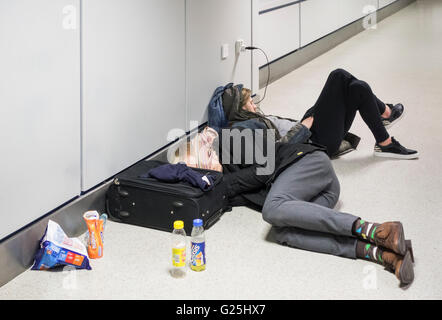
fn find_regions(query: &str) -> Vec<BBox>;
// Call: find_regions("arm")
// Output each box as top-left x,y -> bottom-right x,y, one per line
280,121 -> 312,144
217,126 -> 276,198
223,164 -> 271,198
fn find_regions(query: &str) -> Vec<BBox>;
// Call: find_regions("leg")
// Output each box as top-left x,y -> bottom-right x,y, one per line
355,240 -> 415,287
262,151 -> 360,257
348,79 -> 389,144
376,95 -> 387,116
270,226 -> 358,259
304,69 -> 352,156
309,166 -> 341,209
305,69 -> 390,155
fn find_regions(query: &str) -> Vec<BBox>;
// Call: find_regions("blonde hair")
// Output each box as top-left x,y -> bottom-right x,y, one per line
167,128 -> 222,172
240,88 -> 252,110
175,141 -> 191,160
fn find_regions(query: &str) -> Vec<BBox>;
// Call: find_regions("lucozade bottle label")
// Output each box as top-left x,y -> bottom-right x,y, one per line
190,241 -> 206,271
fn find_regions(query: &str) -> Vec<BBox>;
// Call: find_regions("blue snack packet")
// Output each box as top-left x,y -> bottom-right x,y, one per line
31,220 -> 91,271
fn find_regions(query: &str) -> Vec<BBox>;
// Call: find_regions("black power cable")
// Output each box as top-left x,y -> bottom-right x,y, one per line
245,46 -> 270,105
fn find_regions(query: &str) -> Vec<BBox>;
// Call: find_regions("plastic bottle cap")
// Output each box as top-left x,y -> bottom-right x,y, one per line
174,220 -> 184,229
193,219 -> 203,227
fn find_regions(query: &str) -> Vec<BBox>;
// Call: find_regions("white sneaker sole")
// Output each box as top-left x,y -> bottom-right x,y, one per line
373,150 -> 419,159
383,107 -> 405,129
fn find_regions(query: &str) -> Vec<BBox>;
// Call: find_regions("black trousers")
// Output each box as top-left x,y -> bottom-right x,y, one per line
302,68 -> 390,156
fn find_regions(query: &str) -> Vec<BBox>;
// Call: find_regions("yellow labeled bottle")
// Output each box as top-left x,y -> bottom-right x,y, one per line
171,220 -> 187,278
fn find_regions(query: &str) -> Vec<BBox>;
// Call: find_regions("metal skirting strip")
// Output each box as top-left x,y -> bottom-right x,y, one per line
259,0 -> 416,88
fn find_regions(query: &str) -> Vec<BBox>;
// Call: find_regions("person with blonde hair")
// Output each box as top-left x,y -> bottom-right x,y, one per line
168,126 -> 222,172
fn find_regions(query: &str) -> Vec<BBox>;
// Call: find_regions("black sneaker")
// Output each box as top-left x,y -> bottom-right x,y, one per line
382,103 -> 405,129
374,137 -> 419,159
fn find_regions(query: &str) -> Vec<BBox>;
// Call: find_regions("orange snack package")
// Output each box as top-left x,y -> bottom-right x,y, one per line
83,211 -> 105,259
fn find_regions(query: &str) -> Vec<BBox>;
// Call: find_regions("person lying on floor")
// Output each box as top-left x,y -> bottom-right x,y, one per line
212,68 -> 418,159
171,125 -> 415,288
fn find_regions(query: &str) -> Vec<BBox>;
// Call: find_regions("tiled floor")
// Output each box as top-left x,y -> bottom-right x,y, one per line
1,0 -> 441,299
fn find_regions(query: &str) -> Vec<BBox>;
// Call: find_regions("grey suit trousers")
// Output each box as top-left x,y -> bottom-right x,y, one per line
262,150 -> 359,259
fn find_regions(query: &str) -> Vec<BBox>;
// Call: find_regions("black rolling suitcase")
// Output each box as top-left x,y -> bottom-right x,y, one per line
106,160 -> 231,235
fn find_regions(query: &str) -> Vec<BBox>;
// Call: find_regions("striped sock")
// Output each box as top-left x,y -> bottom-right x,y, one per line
352,219 -> 380,242
356,241 -> 384,264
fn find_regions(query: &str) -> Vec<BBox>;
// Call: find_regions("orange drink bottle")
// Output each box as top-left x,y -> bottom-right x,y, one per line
83,211 -> 105,259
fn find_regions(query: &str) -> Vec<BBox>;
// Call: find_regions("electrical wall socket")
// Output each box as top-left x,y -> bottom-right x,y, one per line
235,39 -> 245,55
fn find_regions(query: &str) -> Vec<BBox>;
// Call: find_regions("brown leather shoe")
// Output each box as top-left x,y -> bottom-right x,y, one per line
382,250 -> 414,288
373,221 -> 406,255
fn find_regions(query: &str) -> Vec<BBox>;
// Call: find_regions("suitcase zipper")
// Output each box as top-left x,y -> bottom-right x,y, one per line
116,170 -> 223,197
116,179 -> 205,197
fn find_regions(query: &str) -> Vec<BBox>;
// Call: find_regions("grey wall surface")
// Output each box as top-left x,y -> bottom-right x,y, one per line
0,0 -> 81,240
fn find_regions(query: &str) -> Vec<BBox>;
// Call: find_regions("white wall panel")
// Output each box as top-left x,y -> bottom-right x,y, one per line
186,0 -> 253,128
81,0 -> 186,191
300,0 -> 340,47
0,0 -> 81,239
256,2 -> 300,67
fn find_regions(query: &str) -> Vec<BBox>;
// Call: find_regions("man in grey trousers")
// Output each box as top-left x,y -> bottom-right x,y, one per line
262,150 -> 358,259
216,76 -> 415,286
258,149 -> 414,288
219,124 -> 414,287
